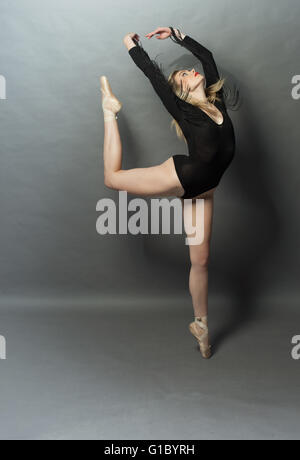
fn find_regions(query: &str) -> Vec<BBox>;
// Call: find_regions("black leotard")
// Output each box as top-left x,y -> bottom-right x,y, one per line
128,28 -> 236,199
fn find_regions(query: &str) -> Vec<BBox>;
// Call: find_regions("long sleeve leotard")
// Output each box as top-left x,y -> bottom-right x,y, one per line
128,27 -> 236,199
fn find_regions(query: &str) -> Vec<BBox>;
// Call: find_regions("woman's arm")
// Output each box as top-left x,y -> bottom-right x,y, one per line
168,26 -> 221,89
123,34 -> 139,52
171,28 -> 186,40
124,33 -> 183,122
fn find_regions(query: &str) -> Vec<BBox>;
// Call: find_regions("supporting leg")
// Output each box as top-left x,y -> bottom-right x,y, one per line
184,193 -> 214,318
183,192 -> 215,358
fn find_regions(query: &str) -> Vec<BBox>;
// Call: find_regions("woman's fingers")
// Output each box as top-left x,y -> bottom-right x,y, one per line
145,27 -> 170,40
145,28 -> 160,38
127,32 -> 140,40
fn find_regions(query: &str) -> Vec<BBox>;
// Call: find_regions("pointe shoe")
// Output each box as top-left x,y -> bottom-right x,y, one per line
100,76 -> 122,121
189,317 -> 212,359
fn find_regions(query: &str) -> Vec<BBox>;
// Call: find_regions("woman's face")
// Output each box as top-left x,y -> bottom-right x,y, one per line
175,68 -> 205,94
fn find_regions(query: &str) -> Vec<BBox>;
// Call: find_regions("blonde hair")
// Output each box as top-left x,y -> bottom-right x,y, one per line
167,70 -> 226,143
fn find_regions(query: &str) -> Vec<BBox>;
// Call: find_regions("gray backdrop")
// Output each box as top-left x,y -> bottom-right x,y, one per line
0,0 -> 299,303
0,0 -> 299,440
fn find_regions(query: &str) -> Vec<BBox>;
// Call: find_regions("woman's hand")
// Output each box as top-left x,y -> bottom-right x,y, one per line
123,32 -> 140,44
123,33 -> 141,51
145,27 -> 171,40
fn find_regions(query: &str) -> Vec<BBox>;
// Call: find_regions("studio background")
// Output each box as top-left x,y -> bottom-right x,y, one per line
0,0 -> 299,440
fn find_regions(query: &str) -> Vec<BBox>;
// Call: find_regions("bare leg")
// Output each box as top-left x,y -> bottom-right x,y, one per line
183,190 -> 215,358
103,116 -> 123,180
100,76 -> 185,197
184,191 -> 214,318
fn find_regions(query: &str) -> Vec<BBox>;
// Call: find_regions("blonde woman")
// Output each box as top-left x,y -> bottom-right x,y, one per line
100,26 -> 237,359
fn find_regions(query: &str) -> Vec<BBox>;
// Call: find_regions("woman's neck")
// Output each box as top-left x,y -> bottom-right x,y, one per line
190,86 -> 209,105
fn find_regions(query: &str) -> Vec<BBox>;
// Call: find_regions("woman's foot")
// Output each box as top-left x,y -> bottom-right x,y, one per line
189,316 -> 212,359
100,76 -> 122,121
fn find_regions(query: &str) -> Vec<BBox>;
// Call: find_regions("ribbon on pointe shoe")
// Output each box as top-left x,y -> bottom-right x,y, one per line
101,89 -> 118,121
191,316 -> 211,356
100,77 -> 122,121
104,112 -> 118,121
194,316 -> 208,341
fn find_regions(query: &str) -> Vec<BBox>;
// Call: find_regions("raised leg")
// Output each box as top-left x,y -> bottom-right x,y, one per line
100,76 -> 185,198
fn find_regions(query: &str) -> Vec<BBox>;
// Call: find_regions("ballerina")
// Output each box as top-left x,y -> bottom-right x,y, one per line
100,27 -> 237,358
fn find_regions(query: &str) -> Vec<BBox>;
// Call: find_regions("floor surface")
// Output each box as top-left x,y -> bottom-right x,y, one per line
0,296 -> 299,440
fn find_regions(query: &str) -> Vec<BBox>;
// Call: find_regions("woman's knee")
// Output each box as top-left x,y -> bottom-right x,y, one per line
190,244 -> 210,269
104,171 -> 118,190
